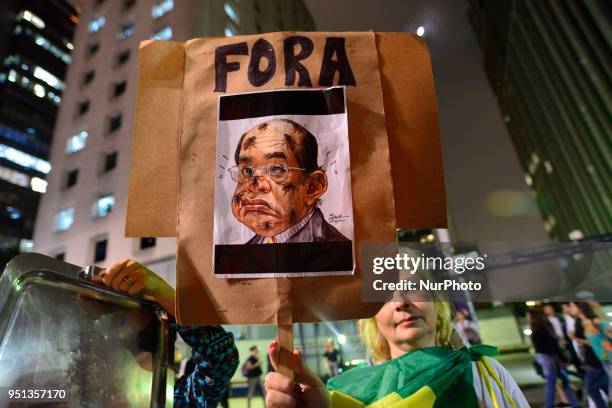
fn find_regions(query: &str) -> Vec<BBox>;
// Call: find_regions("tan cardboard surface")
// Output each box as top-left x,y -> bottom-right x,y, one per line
125,33 -> 447,238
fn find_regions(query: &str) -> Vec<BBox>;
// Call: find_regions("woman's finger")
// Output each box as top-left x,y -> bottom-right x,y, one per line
102,259 -> 129,287
265,372 -> 301,397
268,340 -> 281,372
293,349 -> 323,387
127,273 -> 147,296
111,260 -> 141,291
265,389 -> 297,408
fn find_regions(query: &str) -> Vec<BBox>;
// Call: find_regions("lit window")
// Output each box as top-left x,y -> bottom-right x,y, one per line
117,22 -> 135,40
8,69 -> 17,82
152,0 -> 173,18
89,16 -> 106,33
30,177 -> 47,193
55,207 -> 75,231
94,193 -> 115,218
18,10 -> 46,30
152,26 -> 172,40
0,143 -> 51,173
0,165 -> 31,187
6,206 -> 21,220
93,237 -> 108,262
33,83 -> 45,98
224,26 -> 236,37
224,3 -> 239,25
34,66 -> 64,90
34,33 -> 71,63
66,130 -> 88,154
19,239 -> 33,253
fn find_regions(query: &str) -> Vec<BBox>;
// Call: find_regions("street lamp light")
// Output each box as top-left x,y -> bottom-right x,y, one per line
416,26 -> 425,37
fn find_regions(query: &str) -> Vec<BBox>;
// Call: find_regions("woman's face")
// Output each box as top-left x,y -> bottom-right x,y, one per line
375,301 -> 438,358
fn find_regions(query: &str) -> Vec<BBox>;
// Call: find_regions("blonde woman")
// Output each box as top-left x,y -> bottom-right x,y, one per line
265,300 -> 528,407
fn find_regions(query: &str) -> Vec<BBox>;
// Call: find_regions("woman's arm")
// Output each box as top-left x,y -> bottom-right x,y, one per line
96,259 -> 239,407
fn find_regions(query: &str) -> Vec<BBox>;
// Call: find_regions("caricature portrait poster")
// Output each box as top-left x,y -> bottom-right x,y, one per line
213,87 -> 354,277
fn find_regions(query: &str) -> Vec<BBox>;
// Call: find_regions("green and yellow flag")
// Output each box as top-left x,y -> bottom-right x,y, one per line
327,345 -> 499,408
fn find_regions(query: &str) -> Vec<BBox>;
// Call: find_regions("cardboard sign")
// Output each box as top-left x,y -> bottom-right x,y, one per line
126,32 -> 447,325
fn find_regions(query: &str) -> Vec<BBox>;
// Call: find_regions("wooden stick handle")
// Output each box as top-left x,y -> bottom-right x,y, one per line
277,324 -> 294,380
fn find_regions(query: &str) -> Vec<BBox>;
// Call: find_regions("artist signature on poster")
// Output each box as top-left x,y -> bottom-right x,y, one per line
328,213 -> 350,224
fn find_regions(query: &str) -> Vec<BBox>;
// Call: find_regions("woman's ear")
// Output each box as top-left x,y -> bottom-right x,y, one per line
305,170 -> 327,206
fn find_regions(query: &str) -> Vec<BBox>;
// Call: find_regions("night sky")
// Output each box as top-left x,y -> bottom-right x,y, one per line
304,0 -> 548,242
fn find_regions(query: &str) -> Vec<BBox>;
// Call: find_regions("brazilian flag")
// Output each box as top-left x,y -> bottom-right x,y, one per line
327,345 -> 501,407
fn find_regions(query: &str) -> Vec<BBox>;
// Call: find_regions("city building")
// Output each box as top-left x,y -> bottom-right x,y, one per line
0,0 -> 77,265
33,0 -> 315,285
468,0 -> 611,241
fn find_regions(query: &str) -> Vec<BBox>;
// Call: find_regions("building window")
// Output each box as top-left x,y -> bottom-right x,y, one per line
33,66 -> 64,91
0,143 -> 51,173
152,26 -> 172,40
88,16 -> 106,33
87,42 -> 100,57
18,10 -> 46,30
117,22 -> 135,40
54,252 -> 65,261
93,237 -> 108,263
0,165 -> 30,188
113,80 -> 127,98
83,70 -> 95,85
55,207 -> 75,231
224,3 -> 240,25
103,151 -> 118,173
107,112 -> 122,133
152,0 -> 173,18
116,49 -> 130,66
66,130 -> 88,154
77,100 -> 90,116
140,237 -> 156,250
65,169 -> 79,188
224,26 -> 236,37
123,0 -> 137,10
94,193 -> 115,218
31,177 -> 47,193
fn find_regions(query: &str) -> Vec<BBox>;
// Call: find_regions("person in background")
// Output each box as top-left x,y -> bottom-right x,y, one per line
323,342 -> 340,377
244,345 -> 266,408
569,302 -> 609,408
527,308 -> 579,408
95,259 -> 239,408
264,300 -> 528,407
454,308 -> 482,345
561,303 -> 584,376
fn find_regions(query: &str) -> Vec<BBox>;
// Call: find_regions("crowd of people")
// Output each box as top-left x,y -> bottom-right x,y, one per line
527,302 -> 610,408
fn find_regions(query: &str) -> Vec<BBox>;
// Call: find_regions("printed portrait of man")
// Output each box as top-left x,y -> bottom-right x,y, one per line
229,118 -> 349,244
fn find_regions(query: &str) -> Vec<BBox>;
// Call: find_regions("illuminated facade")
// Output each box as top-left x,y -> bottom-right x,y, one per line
33,0 -> 314,282
469,0 -> 611,241
0,0 -> 77,265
